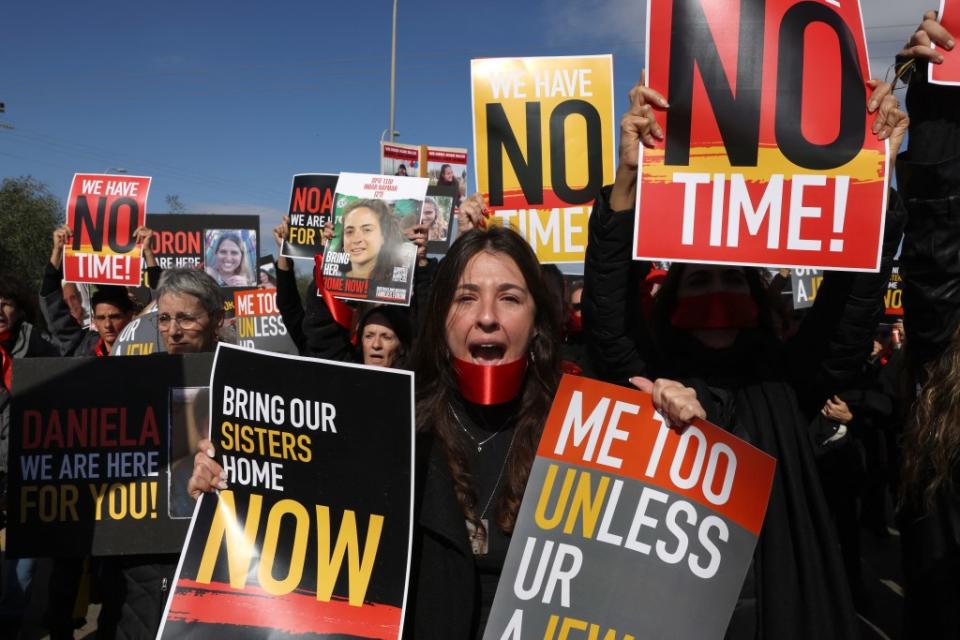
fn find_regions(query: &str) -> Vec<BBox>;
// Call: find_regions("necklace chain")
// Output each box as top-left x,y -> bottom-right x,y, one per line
450,406 -> 518,520
451,406 -> 500,452
479,427 -> 518,519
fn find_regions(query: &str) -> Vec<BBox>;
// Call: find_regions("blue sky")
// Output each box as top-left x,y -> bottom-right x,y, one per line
0,0 -> 920,258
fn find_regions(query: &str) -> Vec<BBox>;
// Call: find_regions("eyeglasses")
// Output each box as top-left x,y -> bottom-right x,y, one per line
157,312 -> 208,331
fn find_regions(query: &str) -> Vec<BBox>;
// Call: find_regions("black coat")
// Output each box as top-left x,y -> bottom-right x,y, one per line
895,60 -> 960,638
582,186 -> 904,639
405,434 -> 479,639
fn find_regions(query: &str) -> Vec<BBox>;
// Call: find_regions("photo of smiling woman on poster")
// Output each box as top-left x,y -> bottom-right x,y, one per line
339,199 -> 409,281
204,229 -> 257,287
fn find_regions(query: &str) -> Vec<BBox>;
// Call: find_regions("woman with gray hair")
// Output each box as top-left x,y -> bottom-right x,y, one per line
97,268 -> 224,638
156,268 -> 224,354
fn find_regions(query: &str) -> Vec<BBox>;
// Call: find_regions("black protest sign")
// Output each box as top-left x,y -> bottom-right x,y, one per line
160,344 -> 414,639
7,354 -> 212,557
790,268 -> 822,310
282,174 -> 338,260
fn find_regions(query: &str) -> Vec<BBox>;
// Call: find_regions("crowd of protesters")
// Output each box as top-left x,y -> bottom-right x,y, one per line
1,11 -> 960,639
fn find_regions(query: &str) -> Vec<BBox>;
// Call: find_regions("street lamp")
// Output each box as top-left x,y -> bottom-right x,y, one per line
104,167 -> 127,175
388,0 -> 398,142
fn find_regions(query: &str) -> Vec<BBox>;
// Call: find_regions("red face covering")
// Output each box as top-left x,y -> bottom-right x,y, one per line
453,356 -> 527,405
671,292 -> 759,330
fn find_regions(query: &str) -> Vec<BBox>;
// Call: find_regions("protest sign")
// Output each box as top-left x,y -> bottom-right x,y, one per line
145,214 -> 259,274
472,55 -> 615,264
257,255 -> 277,287
144,214 -> 260,315
636,0 -> 889,271
380,141 -> 423,176
7,354 -> 212,557
111,302 -> 164,356
790,268 -> 822,310
232,289 -> 298,354
64,173 -> 151,286
885,265 -> 903,317
423,184 -> 459,255
281,174 -> 338,260
380,143 -> 468,203
930,0 -> 960,85
484,375 -> 775,640
425,145 -> 468,198
159,344 -> 414,639
320,172 -> 426,305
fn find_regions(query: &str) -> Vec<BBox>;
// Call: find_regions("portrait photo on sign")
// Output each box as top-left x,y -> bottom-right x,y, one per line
168,386 -> 210,519
258,255 -> 277,287
203,229 -> 257,287
321,172 -> 428,305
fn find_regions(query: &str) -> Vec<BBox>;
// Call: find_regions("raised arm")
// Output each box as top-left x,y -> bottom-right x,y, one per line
895,12 -> 960,376
582,76 -> 667,384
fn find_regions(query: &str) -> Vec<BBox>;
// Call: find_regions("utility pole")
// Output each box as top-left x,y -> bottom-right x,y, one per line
388,0 -> 398,142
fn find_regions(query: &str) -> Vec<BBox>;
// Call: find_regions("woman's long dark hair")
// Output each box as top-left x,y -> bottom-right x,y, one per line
412,226 -> 560,536
901,330 -> 960,510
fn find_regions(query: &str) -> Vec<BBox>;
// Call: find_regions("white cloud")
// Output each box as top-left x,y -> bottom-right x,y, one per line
544,0 -> 646,53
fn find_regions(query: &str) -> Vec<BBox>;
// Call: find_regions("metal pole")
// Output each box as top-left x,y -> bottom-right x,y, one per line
389,0 -> 398,141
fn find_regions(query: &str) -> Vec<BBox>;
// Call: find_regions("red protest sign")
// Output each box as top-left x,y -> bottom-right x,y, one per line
64,173 -> 151,285
233,289 -> 279,318
540,375 -> 776,536
637,0 -> 888,272
930,0 -> 960,85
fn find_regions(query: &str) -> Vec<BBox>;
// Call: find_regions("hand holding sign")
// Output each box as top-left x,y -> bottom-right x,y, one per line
900,10 -> 955,65
50,225 -> 71,270
611,77 -> 669,210
187,438 -> 226,498
629,376 -> 706,428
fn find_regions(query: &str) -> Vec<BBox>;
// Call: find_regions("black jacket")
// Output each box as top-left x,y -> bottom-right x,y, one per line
894,60 -> 960,638
406,435 -> 478,639
582,186 -> 904,639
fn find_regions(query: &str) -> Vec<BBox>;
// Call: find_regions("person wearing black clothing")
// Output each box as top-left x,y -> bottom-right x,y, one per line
582,74 -> 907,639
188,225 -> 561,638
0,272 -> 60,636
893,12 -> 960,637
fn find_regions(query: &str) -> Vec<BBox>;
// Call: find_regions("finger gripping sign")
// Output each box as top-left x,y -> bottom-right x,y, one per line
636,0 -> 889,272
65,173 -> 151,286
483,375 -> 775,640
159,344 -> 415,639
471,55 -> 615,264
930,0 -> 960,85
